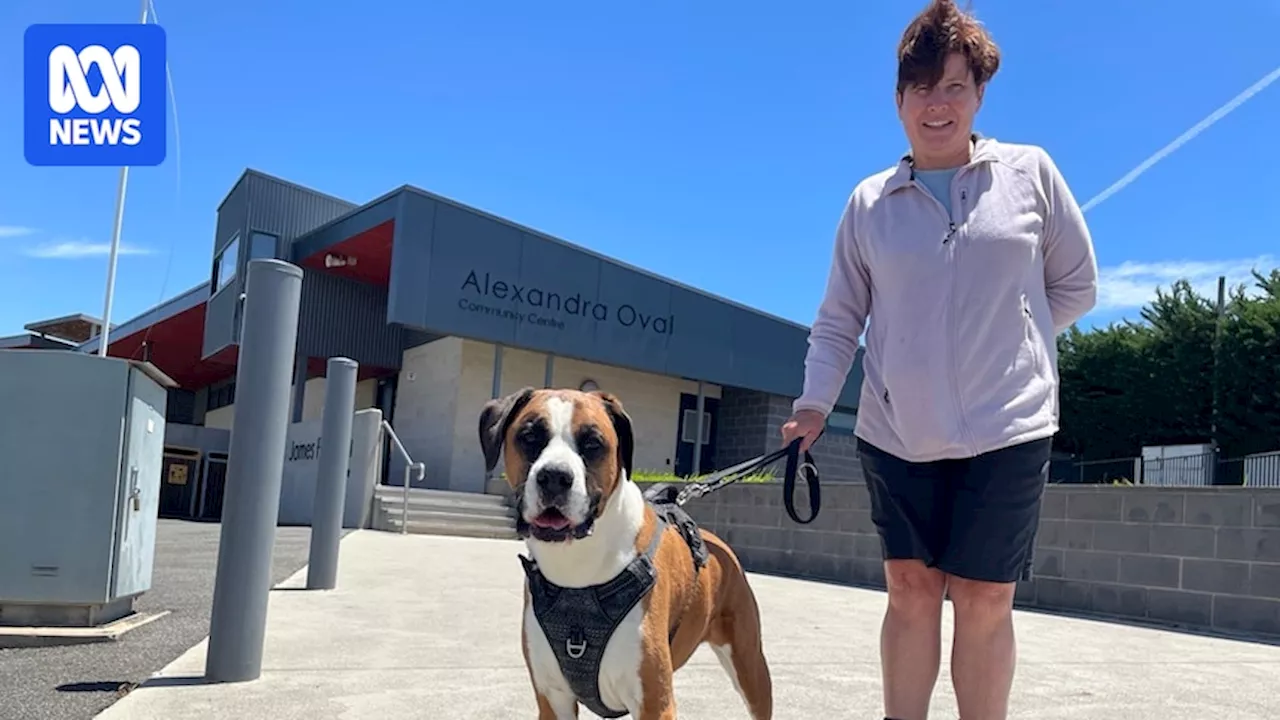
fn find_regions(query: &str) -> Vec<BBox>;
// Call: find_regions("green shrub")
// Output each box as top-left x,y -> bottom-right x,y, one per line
630,469 -> 777,484
496,469 -> 778,485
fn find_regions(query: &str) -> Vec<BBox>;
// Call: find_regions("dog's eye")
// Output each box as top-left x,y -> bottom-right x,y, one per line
578,435 -> 603,456
516,424 -> 547,455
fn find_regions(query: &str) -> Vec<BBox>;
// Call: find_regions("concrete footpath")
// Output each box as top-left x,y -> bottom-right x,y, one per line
97,530 -> 1280,719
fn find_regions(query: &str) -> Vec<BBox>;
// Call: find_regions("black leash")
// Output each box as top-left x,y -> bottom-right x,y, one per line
660,437 -> 822,525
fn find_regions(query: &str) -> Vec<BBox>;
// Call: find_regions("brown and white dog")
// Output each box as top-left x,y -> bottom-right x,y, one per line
478,387 -> 772,719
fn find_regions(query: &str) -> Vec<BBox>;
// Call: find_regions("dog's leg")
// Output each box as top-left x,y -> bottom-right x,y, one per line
534,691 -> 578,720
711,642 -> 770,720
710,591 -> 773,720
635,640 -> 678,720
637,701 -> 677,720
634,666 -> 677,720
628,613 -> 678,720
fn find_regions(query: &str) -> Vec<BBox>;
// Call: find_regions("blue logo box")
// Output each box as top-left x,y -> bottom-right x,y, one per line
24,23 -> 167,167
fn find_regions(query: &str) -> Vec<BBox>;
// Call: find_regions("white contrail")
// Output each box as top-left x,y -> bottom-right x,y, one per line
145,0 -> 183,312
1081,63 -> 1280,213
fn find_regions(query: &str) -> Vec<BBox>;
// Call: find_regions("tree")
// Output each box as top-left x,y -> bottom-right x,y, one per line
1055,267 -> 1280,462
1216,269 -> 1280,457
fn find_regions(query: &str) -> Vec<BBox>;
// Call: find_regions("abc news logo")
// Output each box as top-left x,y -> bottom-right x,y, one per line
48,44 -> 143,147
23,24 -> 166,167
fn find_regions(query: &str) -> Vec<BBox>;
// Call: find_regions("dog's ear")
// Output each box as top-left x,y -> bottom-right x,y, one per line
592,391 -> 634,479
478,387 -> 535,473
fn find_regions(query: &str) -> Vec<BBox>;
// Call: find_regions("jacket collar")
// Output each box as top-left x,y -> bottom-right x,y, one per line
883,132 -> 1001,194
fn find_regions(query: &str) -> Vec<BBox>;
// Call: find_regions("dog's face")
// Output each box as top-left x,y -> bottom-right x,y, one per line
478,387 -> 634,543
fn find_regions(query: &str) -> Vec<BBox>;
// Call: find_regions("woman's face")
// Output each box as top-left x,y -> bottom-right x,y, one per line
896,52 -> 984,169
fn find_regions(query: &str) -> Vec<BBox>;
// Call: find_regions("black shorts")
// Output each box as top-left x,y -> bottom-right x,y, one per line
856,436 -> 1052,584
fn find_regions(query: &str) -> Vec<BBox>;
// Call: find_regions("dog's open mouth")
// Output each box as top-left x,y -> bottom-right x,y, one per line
514,490 -> 602,543
518,506 -> 596,542
531,507 -> 571,531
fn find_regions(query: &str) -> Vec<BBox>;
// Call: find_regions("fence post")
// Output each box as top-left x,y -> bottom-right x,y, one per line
307,357 -> 359,590
204,259 -> 303,684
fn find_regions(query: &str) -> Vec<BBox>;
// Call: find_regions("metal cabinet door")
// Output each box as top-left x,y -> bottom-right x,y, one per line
111,383 -> 166,599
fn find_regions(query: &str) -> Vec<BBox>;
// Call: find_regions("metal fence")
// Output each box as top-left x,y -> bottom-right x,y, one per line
1050,450 -> 1280,487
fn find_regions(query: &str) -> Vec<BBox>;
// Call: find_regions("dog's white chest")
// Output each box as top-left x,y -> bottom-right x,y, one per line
524,601 -> 646,718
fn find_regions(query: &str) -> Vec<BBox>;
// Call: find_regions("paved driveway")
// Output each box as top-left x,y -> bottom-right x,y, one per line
95,530 -> 1280,719
0,520 -> 316,720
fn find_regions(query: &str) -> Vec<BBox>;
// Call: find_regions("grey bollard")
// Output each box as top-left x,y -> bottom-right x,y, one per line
205,259 -> 304,684
306,356 -> 358,590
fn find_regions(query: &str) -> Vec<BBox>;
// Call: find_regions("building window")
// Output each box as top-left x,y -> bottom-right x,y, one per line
207,380 -> 236,412
212,233 -> 240,294
248,231 -> 278,261
681,409 -> 711,444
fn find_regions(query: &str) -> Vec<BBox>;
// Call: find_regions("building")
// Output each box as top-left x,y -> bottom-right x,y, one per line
0,313 -> 105,350
67,170 -> 866,496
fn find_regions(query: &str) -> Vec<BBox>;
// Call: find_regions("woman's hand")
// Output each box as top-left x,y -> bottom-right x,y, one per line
780,409 -> 825,452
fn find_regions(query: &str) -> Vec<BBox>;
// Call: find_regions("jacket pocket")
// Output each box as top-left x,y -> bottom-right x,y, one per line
865,369 -> 892,409
1020,292 -> 1044,374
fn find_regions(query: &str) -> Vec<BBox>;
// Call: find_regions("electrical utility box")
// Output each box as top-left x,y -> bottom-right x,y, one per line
0,349 -> 175,627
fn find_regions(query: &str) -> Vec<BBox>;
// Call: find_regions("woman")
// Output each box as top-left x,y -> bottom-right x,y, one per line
780,1 -> 1098,719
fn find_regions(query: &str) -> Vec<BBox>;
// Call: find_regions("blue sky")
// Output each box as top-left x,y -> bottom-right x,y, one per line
3,0 -> 1278,338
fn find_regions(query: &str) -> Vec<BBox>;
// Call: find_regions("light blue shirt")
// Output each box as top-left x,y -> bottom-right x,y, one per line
914,167 -> 961,218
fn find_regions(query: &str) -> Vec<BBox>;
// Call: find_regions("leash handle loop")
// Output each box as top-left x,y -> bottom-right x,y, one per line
781,438 -> 821,525
671,436 -> 822,525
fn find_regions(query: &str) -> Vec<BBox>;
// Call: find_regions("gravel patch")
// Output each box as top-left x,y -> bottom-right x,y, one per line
0,519 -> 324,720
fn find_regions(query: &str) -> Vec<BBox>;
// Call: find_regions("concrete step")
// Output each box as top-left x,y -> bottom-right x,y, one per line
485,475 -> 517,501
376,515 -> 520,540
374,486 -> 510,505
374,500 -> 515,521
374,486 -> 510,504
374,487 -> 516,517
371,489 -> 514,512
376,507 -> 516,530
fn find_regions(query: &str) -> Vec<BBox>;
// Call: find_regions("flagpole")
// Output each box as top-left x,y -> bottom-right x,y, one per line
98,0 -> 150,357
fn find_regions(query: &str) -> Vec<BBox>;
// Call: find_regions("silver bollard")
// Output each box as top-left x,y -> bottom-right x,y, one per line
205,259 -> 304,684
306,356 -> 358,590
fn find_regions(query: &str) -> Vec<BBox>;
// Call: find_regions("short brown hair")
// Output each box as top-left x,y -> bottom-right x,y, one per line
896,0 -> 1001,95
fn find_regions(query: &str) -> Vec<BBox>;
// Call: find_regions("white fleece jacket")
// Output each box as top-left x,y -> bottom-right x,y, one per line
794,136 -> 1099,462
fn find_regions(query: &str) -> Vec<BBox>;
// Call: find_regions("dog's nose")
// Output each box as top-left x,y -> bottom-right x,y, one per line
536,467 -> 573,496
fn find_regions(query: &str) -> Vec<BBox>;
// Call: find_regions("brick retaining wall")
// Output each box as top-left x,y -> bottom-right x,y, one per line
676,481 -> 1280,639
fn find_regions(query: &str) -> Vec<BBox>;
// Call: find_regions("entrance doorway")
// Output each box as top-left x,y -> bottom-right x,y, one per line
159,448 -> 201,519
674,392 -> 718,478
198,452 -> 229,521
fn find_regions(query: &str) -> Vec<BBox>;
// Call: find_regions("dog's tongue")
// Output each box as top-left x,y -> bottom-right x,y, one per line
533,509 -> 571,530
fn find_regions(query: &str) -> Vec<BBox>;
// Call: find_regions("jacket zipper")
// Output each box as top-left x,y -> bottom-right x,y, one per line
912,173 -> 975,455
947,180 -> 977,456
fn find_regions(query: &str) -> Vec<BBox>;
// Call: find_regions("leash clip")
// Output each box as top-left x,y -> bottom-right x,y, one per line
675,483 -> 706,506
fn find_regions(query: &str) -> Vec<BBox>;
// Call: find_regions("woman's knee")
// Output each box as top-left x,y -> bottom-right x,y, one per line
947,575 -> 1016,622
884,560 -> 946,615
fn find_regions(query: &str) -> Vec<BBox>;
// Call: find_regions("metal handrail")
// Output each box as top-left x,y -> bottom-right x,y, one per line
381,420 -> 425,534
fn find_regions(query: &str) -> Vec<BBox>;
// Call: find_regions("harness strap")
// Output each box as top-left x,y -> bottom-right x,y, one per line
647,496 -> 709,572
673,436 -> 822,524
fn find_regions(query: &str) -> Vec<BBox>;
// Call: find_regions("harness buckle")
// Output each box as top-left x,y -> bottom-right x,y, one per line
566,629 -> 587,659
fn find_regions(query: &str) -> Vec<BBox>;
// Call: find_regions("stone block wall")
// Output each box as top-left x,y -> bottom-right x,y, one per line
1030,486 -> 1280,637
680,481 -> 1280,640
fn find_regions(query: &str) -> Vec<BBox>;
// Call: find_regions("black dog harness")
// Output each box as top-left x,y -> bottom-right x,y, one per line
519,497 -> 707,718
